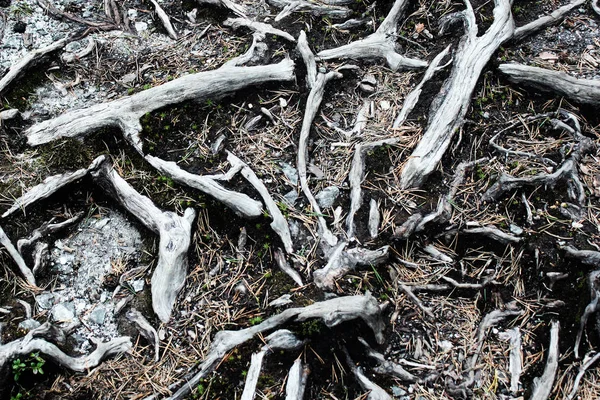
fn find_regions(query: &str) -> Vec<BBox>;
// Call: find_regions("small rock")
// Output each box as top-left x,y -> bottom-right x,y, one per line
89,306 -> 107,325
52,302 -> 75,322
280,162 -> 298,185
135,21 -> 148,33
509,224 -> 523,235
18,319 -> 41,331
269,294 -> 292,307
36,293 -> 55,310
315,186 -> 339,209
391,386 -> 407,397
283,190 -> 298,206
131,279 -> 145,293
358,74 -> 377,93
379,100 -> 391,110
438,340 -> 453,353
128,9 -> 138,19
95,218 -> 110,230
0,109 -> 19,120
279,97 -> 288,108
158,328 -> 166,340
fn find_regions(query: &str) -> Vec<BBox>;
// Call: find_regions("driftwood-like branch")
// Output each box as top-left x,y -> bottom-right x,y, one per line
562,245 -> 600,267
223,33 -> 268,67
0,38 -> 68,95
573,270 -> 600,358
149,0 -> 177,40
368,199 -> 380,239
2,156 -> 105,218
145,155 -> 262,219
393,45 -> 451,127
512,0 -> 585,42
398,283 -> 434,319
594,0 -> 600,17
17,214 -> 82,254
267,0 -> 351,22
498,327 -> 522,395
490,131 -> 557,166
285,358 -> 309,400
126,309 -> 160,362
463,226 -> 521,245
0,224 -> 36,286
359,337 -> 418,382
26,59 -> 296,152
344,348 -> 392,400
317,0 -> 427,71
530,320 -> 560,400
296,32 -> 341,246
91,160 -> 196,323
274,248 -> 303,286
0,323 -> 131,376
400,0 -> 514,189
498,64 -> 600,105
223,17 -> 295,42
195,0 -> 247,17
567,351 -> 600,400
164,293 -> 383,400
347,139 -> 398,238
226,152 -> 293,253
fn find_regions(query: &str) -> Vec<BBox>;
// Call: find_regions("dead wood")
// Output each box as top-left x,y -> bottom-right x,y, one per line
400,0 -> 514,189
223,17 -> 295,42
498,327 -> 522,395
343,348 -> 393,400
359,337 -> 418,382
562,245 -> 600,267
594,0 -> 600,17
567,351 -> 600,400
285,358 -> 309,400
274,248 -> 303,287
573,270 -> 600,358
530,320 -> 560,400
31,242 -> 49,276
266,0 -> 351,22
17,214 -> 82,254
462,226 -> 522,245
0,38 -> 67,95
149,0 -> 178,40
498,63 -> 600,105
196,0 -> 248,17
0,322 -> 131,377
91,159 -> 196,323
512,0 -> 586,42
163,293 -> 383,400
317,0 -> 427,71
145,155 -> 263,219
368,199 -> 380,239
26,59 -> 296,152
2,156 -> 105,219
0,224 -> 37,286
126,309 -> 160,362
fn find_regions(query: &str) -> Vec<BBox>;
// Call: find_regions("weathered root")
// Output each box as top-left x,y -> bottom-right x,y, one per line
146,155 -> 263,219
0,38 -> 68,95
393,45 -> 451,127
296,31 -> 341,246
224,17 -> 295,42
196,0 -> 247,17
317,0 -> 427,71
347,139 -> 398,239
512,0 -> 586,41
562,245 -> 600,267
0,323 -> 131,388
343,348 -> 393,400
530,320 -> 560,400
267,0 -> 351,22
498,327 -> 522,395
285,358 -> 309,400
572,268 -> 600,358
400,0 -> 514,189
25,59 -> 296,152
91,159 -> 196,323
462,226 -> 522,245
149,0 -> 178,40
498,63 -> 600,105
163,293 -> 384,400
0,224 -> 36,286
126,309 -> 160,362
594,0 -> 600,17
274,248 -> 303,286
567,351 -> 600,400
359,337 -> 418,382
17,214 -> 82,255
368,199 -> 380,239
397,283 -> 435,319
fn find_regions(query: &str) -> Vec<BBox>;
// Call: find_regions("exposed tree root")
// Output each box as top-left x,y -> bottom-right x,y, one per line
285,358 -> 309,400
17,214 -> 82,255
274,248 -> 303,286
359,337 -> 418,382
267,0 -> 351,22
196,0 -> 247,17
400,0 -> 514,189
567,351 -> 600,400
0,224 -> 36,286
126,309 -> 160,362
498,327 -> 522,395
224,17 -> 295,42
91,159 -> 196,323
499,63 -> 600,105
530,320 -> 560,400
343,348 -> 393,400
512,0 -> 586,41
149,0 -> 178,40
317,0 -> 427,71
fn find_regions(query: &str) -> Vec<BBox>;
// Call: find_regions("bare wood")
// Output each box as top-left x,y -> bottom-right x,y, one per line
498,63 -> 600,105
226,152 -> 293,253
26,59 -> 296,152
91,160 -> 196,323
146,155 -> 263,219
274,248 -> 303,287
359,337 -> 418,382
594,0 -> 600,17
317,0 -> 427,71
368,199 -> 380,239
0,38 -> 68,95
400,0 -> 514,189
567,351 -> 600,400
149,0 -> 178,40
267,0 -> 351,22
126,309 -> 160,362
285,358 -> 309,400
0,224 -> 36,286
17,214 -> 82,254
2,156 -> 105,219
343,348 -> 392,400
498,327 -> 522,395
463,226 -> 521,245
512,0 -> 586,42
224,18 -> 295,42
164,293 -> 383,400
562,245 -> 600,267
195,0 -> 247,17
530,320 -> 560,400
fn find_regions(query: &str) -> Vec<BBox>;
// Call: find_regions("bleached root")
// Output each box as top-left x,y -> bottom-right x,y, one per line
567,351 -> 600,400
0,224 -> 36,286
91,159 -> 196,323
343,348 -> 393,400
317,0 -> 426,71
126,309 -> 160,362
530,321 -> 560,400
498,327 -> 522,395
0,38 -> 68,95
274,248 -> 303,286
196,0 -> 247,17
224,17 -> 295,42
359,337 -> 418,382
17,214 -> 82,254
499,63 -> 600,105
149,0 -> 177,40
512,0 -> 586,41
26,59 -> 296,153
163,293 -> 384,400
285,358 -> 309,400
267,0 -> 351,22
399,0 -> 514,189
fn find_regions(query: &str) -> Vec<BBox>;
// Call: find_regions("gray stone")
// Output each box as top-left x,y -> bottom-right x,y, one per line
280,162 -> 298,186
131,279 -> 145,293
283,190 -> 298,206
315,186 -> 340,209
36,292 -> 55,310
18,319 -> 41,331
51,302 -> 75,322
509,224 -> 523,235
0,109 -> 19,120
89,306 -> 107,325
